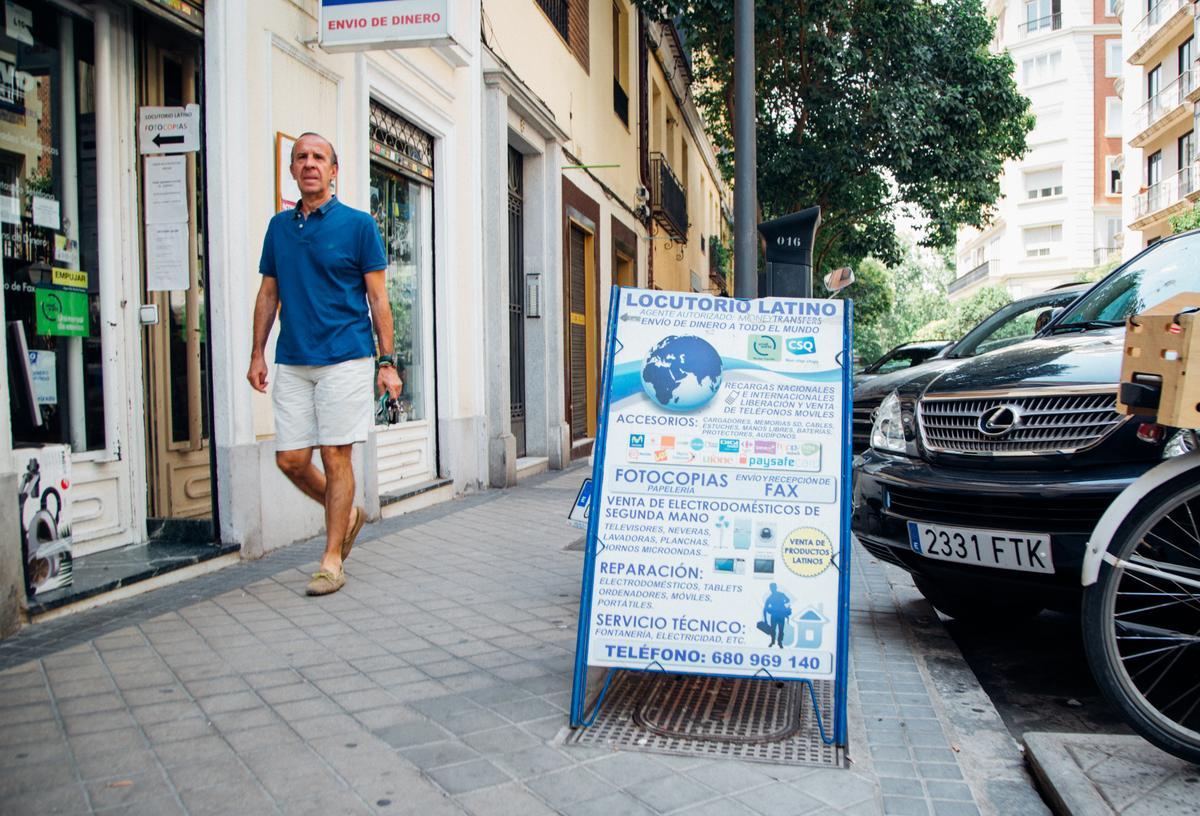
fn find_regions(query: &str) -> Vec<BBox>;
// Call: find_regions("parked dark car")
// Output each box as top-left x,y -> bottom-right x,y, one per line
852,233 -> 1198,620
851,284 -> 1090,454
856,340 -> 951,382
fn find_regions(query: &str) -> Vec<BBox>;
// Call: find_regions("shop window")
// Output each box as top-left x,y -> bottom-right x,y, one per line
368,102 -> 433,425
3,7 -> 103,452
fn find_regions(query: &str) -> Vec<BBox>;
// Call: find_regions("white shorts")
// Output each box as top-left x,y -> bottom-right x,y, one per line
273,357 -> 373,451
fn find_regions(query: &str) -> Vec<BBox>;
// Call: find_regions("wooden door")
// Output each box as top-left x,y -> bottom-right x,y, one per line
566,223 -> 597,441
141,37 -> 211,521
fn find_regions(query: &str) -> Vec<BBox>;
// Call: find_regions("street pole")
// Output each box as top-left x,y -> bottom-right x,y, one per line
733,0 -> 756,298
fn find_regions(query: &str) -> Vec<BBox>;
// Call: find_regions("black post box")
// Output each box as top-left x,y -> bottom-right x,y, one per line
757,206 -> 821,298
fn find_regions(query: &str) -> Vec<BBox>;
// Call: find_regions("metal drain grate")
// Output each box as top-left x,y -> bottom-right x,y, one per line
636,674 -> 800,743
565,671 -> 843,767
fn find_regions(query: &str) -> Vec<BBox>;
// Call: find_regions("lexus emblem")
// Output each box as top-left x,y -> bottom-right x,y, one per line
978,405 -> 1023,437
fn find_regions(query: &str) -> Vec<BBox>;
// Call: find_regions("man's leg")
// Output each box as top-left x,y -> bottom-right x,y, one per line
275,448 -> 324,503
318,444 -> 355,574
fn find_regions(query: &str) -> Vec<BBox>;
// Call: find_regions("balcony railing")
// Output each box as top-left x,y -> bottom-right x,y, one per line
1135,166 -> 1197,220
1018,13 -> 1062,38
708,234 -> 728,291
948,261 -> 990,295
650,152 -> 688,242
1093,246 -> 1121,266
1134,70 -> 1194,135
1132,0 -> 1190,53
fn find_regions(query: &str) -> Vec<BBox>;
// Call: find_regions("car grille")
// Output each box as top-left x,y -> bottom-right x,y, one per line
886,485 -> 1112,535
852,406 -> 876,454
918,392 -> 1124,455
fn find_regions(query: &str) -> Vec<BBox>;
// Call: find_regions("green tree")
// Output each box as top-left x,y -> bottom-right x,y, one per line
639,0 -> 1032,272
914,285 -> 1011,341
1169,203 -> 1200,234
820,257 -> 895,362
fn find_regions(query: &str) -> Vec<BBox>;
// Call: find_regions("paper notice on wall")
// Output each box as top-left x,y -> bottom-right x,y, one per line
6,2 -> 33,46
145,222 -> 189,291
143,155 -> 189,224
0,194 -> 18,224
54,235 -> 79,267
32,195 -> 59,230
28,350 -> 56,405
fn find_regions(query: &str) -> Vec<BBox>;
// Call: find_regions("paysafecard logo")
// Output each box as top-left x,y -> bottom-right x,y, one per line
786,336 -> 817,356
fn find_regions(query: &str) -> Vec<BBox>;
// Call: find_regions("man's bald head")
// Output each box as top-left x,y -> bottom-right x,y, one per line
291,132 -> 338,167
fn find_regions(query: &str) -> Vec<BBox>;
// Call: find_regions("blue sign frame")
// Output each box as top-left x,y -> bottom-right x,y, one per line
569,287 -> 855,749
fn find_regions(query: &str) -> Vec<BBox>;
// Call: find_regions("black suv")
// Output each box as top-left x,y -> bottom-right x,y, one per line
852,231 -> 1199,619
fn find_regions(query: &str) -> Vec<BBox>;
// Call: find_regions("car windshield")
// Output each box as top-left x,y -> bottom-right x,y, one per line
948,290 -> 1083,357
864,345 -> 944,374
1057,238 -> 1194,327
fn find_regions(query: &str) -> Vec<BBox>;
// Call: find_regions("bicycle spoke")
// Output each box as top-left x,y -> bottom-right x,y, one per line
1115,591 -> 1200,618
1163,505 -> 1200,551
1142,525 -> 1200,569
1121,641 -> 1196,662
1130,553 -> 1200,581
1119,569 -> 1200,616
1158,676 -> 1200,725
1183,498 -> 1200,548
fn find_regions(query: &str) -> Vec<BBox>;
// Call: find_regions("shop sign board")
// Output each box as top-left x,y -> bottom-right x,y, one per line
571,288 -> 853,732
138,104 -> 200,154
319,0 -> 450,52
34,287 -> 88,337
568,479 -> 592,530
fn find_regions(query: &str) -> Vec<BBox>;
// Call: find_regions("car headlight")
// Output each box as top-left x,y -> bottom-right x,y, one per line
870,391 -> 908,454
1163,429 -> 1199,459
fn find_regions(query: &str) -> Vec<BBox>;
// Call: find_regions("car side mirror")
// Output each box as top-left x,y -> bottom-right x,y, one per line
824,267 -> 855,292
1035,307 -> 1063,333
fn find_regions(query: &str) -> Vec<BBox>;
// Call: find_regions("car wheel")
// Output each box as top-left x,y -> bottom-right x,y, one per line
912,576 -> 1042,624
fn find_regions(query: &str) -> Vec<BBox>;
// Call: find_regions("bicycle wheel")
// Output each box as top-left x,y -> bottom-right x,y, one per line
1083,468 -> 1200,764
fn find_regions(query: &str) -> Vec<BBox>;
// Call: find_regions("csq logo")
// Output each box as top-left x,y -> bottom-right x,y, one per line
786,336 -> 817,356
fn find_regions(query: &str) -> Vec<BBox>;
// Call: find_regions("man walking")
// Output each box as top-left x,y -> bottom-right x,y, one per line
247,132 -> 401,596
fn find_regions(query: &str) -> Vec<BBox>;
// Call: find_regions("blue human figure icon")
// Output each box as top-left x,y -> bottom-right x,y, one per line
762,583 -> 792,648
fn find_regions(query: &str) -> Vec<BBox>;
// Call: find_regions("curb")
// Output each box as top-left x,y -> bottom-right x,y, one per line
879,559 -> 1053,816
1024,732 -> 1118,816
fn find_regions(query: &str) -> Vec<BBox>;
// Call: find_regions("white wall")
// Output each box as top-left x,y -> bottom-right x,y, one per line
206,0 -> 486,556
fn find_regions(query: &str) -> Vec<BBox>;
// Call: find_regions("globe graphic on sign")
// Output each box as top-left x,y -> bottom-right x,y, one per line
641,335 -> 723,412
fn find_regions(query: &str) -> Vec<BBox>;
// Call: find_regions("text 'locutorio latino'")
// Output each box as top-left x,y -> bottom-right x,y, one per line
624,291 -> 839,316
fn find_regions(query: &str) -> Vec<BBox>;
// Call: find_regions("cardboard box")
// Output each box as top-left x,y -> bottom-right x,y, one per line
1118,292 -> 1200,427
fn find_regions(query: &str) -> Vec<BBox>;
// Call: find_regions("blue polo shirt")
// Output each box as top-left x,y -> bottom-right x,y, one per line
259,196 -> 387,366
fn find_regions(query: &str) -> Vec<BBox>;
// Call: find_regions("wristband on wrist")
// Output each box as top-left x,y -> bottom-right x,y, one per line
376,354 -> 395,370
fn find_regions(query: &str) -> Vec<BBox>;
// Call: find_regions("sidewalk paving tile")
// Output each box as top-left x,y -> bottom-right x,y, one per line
0,466 -> 1034,815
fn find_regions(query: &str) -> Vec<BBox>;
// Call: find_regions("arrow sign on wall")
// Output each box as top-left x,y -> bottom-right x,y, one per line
138,104 -> 201,155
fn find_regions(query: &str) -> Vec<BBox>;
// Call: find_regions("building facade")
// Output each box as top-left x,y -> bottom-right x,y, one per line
952,0 -> 1123,301
0,0 -> 728,636
479,1 -> 730,485
1120,0 -> 1197,252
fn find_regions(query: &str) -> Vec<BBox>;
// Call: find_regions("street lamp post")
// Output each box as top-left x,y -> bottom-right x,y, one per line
733,0 -> 756,299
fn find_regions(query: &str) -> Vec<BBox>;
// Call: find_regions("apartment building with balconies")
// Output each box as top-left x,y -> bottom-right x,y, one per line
1122,0 -> 1198,250
952,0 -> 1123,302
